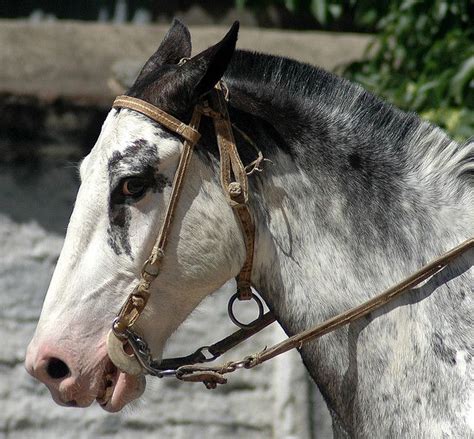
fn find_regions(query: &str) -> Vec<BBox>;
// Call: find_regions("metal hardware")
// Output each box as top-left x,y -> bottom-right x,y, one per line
140,256 -> 161,278
192,345 -> 220,362
227,291 -> 265,329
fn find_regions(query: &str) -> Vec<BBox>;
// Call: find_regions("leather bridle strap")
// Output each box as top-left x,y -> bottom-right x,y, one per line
158,311 -> 276,370
113,95 -> 201,145
110,98 -> 202,335
208,83 -> 254,300
109,83 -> 258,351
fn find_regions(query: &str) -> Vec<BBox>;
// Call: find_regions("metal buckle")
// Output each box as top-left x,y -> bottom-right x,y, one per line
192,345 -> 220,363
140,256 -> 161,279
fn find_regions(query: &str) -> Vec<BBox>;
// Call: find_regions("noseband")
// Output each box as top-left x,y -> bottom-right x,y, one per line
107,81 -> 474,389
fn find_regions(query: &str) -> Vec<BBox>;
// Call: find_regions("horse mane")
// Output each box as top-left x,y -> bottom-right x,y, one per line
224,50 -> 473,189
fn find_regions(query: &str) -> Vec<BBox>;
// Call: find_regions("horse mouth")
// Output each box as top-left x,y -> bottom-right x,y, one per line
96,359 -> 146,412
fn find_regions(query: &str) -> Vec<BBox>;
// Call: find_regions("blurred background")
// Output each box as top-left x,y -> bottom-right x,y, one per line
0,1 -> 472,438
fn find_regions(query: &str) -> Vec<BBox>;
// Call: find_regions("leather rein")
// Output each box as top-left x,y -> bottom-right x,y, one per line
107,81 -> 474,389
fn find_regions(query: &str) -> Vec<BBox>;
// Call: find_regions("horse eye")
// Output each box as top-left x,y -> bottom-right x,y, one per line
122,177 -> 147,198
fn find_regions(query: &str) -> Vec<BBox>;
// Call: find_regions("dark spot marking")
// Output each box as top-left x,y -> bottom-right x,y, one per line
348,153 -> 362,170
155,129 -> 176,142
413,342 -> 420,355
431,332 -> 457,366
106,139 -> 172,257
414,396 -> 421,404
110,203 -> 127,228
107,207 -> 132,256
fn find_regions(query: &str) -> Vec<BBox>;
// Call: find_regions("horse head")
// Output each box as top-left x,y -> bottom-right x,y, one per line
25,20 -> 245,412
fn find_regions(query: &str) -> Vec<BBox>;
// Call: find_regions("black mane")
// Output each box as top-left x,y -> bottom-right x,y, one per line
222,49 -> 474,193
224,49 -> 422,155
128,42 -> 469,192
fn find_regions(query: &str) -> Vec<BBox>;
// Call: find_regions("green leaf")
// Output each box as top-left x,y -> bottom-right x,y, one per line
358,9 -> 377,27
328,4 -> 342,19
284,0 -> 298,13
235,0 -> 247,9
310,0 -> 327,24
450,56 -> 474,106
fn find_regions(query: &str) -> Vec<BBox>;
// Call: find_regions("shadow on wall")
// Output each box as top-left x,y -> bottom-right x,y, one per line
0,161 -> 79,234
0,98 -> 107,164
0,99 -> 108,233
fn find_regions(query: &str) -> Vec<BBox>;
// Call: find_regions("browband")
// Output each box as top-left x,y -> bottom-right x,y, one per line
113,95 -> 201,145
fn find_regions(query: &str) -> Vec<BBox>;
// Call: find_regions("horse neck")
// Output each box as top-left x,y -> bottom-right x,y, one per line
229,90 -> 473,434
248,152 -> 471,434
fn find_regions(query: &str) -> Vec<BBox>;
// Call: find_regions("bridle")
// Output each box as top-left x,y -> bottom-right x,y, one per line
108,81 -> 269,380
107,80 -> 474,389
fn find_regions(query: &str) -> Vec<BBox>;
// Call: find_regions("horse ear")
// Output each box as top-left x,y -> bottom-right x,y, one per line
135,18 -> 192,81
179,21 -> 239,102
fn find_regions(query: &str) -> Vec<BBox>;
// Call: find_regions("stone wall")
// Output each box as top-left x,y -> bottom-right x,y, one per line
0,20 -> 370,102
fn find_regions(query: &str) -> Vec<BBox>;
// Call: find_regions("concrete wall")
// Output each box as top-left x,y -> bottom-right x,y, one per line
0,21 -> 370,438
0,20 -> 370,103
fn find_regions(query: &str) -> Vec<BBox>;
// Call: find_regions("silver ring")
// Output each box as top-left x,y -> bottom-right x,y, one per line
227,292 -> 264,329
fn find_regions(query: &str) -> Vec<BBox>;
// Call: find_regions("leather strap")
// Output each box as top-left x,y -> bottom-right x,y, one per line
113,95 -> 201,145
109,83 -> 259,347
157,312 -> 276,370
247,237 -> 474,366
210,83 -> 249,206
111,103 -> 203,336
147,107 -> 203,268
209,84 -> 255,300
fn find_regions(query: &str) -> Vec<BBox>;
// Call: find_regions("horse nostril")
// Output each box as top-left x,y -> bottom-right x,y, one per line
46,357 -> 70,380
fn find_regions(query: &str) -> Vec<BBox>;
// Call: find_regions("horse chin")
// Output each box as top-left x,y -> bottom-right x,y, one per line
96,359 -> 146,412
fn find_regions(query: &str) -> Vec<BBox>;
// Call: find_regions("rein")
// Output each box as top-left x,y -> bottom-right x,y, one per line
107,82 -> 474,389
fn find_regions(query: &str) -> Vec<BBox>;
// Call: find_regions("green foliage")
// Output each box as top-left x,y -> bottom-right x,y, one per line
237,0 -> 390,30
238,0 -> 473,140
343,0 -> 473,141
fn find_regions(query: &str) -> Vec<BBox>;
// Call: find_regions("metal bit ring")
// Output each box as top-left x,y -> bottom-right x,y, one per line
227,291 -> 264,329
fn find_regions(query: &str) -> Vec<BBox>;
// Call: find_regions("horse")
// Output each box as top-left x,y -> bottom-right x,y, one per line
25,20 -> 473,437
